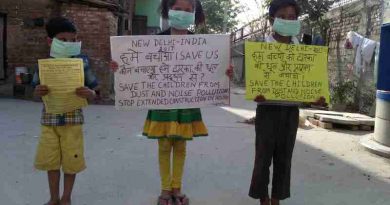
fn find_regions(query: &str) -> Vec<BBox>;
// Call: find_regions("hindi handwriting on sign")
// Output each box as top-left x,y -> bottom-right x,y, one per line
245,42 -> 330,103
38,58 -> 87,114
111,35 -> 231,110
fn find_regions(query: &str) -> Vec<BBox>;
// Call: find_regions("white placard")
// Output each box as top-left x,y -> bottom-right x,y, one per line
111,34 -> 231,110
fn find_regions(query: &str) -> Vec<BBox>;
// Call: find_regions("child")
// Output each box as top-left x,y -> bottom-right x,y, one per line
144,1 -> 204,204
111,1 -> 232,204
145,0 -> 236,204
249,1 -> 325,205
32,17 -> 98,205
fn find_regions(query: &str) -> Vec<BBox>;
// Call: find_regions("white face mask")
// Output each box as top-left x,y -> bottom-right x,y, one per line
168,9 -> 195,30
50,38 -> 81,58
273,18 -> 301,37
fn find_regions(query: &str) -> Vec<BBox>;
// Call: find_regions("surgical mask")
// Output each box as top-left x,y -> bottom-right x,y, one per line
168,10 -> 195,30
272,18 -> 301,37
50,38 -> 81,58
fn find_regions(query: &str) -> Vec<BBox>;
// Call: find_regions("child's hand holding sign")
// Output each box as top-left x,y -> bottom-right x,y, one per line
76,87 -> 96,99
34,85 -> 49,97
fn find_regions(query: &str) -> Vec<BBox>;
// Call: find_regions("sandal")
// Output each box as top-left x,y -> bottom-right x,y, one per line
172,194 -> 189,205
157,195 -> 174,205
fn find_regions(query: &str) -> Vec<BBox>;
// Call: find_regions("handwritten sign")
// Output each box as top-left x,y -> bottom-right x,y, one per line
38,58 -> 87,114
245,42 -> 330,102
111,35 -> 230,110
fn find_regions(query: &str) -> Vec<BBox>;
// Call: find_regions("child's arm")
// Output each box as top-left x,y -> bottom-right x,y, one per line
31,65 -> 49,98
74,55 -> 98,100
76,87 -> 96,100
34,85 -> 49,97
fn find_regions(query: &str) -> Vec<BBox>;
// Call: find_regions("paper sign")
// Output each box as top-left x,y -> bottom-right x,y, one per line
245,42 -> 330,103
111,34 -> 230,110
38,58 -> 87,114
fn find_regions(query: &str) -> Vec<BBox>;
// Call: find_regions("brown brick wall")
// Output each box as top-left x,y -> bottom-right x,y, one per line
326,0 -> 382,114
61,3 -> 117,99
0,0 -> 53,80
0,0 -> 132,100
327,1 -> 382,82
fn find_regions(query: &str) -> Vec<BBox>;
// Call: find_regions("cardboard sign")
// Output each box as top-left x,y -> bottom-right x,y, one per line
111,35 -> 231,110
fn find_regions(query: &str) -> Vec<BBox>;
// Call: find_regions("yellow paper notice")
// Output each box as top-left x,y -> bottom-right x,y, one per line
245,42 -> 330,103
38,58 -> 87,114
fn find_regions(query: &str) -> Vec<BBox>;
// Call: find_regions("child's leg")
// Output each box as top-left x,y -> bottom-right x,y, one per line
59,125 -> 86,204
271,107 -> 298,201
61,174 -> 76,204
172,140 -> 187,194
261,197 -> 271,205
249,106 -> 279,200
158,139 -> 174,194
271,198 -> 280,205
34,126 -> 61,205
47,170 -> 60,204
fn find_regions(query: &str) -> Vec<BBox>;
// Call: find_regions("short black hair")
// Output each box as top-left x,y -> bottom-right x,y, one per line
269,0 -> 300,18
160,0 -> 205,26
45,17 -> 77,38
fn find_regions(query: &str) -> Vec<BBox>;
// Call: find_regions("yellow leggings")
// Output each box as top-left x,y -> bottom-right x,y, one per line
158,139 -> 187,191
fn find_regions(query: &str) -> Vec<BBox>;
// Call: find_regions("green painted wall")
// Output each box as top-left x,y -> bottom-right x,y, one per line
135,0 -> 161,27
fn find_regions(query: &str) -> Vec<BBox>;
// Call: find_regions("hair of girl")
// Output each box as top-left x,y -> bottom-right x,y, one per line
160,0 -> 205,26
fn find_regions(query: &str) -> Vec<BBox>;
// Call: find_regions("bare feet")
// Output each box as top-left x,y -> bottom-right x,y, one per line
44,199 -> 59,205
60,198 -> 71,205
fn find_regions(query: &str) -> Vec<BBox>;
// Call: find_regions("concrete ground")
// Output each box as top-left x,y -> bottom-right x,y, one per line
1,93 -> 390,205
